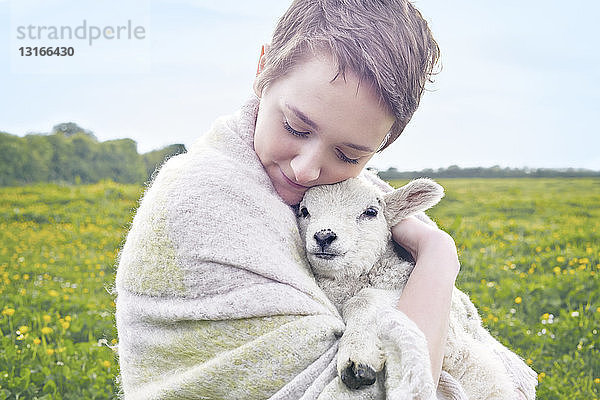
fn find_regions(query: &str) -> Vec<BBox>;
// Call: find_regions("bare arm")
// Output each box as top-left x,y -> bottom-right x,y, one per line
391,216 -> 460,386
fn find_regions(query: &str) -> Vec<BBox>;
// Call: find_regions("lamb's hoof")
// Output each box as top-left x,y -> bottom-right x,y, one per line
341,362 -> 376,390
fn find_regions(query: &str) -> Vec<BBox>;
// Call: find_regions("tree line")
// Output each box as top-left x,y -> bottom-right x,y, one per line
376,165 -> 600,180
0,123 -> 186,186
2,122 -> 598,186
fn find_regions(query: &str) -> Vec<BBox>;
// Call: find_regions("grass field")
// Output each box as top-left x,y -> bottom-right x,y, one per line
1,178 -> 599,399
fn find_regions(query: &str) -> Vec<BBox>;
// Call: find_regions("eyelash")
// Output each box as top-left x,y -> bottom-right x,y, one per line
283,120 -> 360,165
337,151 -> 360,164
283,121 -> 309,137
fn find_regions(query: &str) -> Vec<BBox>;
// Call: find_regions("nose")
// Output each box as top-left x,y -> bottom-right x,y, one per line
314,229 -> 337,250
289,145 -> 322,184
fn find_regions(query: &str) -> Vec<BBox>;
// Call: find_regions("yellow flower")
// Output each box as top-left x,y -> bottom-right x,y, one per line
41,327 -> 53,335
61,321 -> 70,330
594,378 -> 600,384
538,372 -> 546,381
553,267 -> 561,274
102,360 -> 111,368
46,348 -> 55,356
2,308 -> 15,317
556,256 -> 565,263
33,338 -> 41,345
514,297 -> 522,304
43,315 -> 51,323
526,358 -> 533,365
65,315 -> 71,322
18,325 -> 29,334
48,290 -> 59,297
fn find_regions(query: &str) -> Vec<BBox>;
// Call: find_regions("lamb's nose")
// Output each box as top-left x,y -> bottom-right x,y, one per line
314,230 -> 337,249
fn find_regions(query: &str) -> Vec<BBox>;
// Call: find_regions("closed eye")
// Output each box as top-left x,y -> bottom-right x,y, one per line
285,119 -> 359,164
284,121 -> 310,137
336,149 -> 359,164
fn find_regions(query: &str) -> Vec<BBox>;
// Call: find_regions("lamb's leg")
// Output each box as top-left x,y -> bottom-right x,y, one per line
316,375 -> 385,400
376,307 -> 437,400
338,288 -> 404,388
337,289 -> 389,389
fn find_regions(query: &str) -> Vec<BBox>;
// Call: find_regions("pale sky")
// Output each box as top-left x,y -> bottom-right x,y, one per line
1,0 -> 598,171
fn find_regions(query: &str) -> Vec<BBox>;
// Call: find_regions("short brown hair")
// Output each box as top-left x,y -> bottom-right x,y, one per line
255,0 -> 440,151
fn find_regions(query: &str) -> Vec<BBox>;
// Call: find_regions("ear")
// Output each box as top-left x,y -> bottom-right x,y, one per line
383,178 -> 444,226
253,43 -> 270,97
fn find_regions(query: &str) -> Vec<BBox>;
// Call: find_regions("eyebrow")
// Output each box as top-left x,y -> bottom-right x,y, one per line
285,102 -> 320,131
285,102 -> 375,153
342,142 -> 375,153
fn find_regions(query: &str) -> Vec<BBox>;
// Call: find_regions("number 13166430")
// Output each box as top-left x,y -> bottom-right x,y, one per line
19,47 -> 75,56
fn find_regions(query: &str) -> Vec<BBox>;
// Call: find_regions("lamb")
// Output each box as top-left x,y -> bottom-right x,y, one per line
296,176 -> 537,400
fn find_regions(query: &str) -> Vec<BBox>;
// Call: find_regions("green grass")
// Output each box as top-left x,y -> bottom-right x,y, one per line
0,182 -> 143,399
389,178 -> 600,399
1,178 -> 599,399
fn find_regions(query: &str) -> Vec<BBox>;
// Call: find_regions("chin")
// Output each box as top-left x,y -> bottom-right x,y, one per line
308,257 -> 347,278
277,187 -> 305,206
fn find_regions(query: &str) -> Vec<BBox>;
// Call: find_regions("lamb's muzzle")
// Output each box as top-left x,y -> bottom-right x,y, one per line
314,229 -> 337,250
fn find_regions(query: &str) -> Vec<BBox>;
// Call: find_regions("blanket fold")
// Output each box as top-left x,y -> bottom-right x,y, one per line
115,95 -> 533,399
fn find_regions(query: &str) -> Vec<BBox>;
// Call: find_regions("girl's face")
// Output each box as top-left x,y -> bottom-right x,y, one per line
253,54 -> 395,205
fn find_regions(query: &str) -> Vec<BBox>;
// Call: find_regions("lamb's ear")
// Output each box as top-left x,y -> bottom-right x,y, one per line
383,178 -> 444,226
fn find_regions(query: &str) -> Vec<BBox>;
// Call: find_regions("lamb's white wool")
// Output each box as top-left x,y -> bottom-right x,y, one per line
298,175 -> 538,400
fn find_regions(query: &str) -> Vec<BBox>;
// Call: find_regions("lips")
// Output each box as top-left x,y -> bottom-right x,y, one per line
313,253 -> 338,260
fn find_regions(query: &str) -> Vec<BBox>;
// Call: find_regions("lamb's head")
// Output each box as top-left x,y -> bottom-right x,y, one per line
297,177 -> 444,279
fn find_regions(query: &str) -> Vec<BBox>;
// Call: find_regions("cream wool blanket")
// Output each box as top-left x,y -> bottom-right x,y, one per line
115,96 -> 532,399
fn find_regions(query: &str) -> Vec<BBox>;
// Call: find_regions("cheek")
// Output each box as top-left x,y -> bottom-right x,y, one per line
255,116 -> 281,159
257,131 -> 298,164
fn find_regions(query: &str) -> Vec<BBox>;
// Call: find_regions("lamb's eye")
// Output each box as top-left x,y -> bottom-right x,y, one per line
362,207 -> 378,218
300,207 -> 310,218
